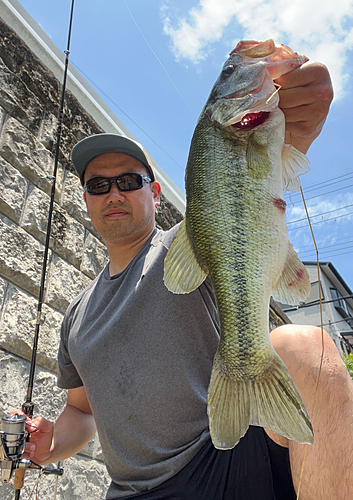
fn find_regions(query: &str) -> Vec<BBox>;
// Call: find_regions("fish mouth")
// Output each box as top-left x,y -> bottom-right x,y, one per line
231,111 -> 270,131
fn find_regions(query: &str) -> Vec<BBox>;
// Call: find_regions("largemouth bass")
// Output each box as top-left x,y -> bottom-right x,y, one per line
164,40 -> 314,449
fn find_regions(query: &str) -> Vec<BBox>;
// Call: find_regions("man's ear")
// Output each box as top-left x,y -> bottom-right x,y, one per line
152,181 -> 161,206
83,192 -> 90,216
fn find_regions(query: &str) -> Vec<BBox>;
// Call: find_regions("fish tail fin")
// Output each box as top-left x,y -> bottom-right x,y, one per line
207,352 -> 313,449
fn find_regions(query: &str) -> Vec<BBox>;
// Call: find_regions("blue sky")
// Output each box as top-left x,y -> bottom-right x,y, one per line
16,0 -> 353,291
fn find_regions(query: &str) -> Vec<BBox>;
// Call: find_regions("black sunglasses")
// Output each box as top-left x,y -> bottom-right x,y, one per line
84,173 -> 152,195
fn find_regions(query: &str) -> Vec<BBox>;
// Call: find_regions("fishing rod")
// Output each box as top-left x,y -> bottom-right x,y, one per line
0,1 -> 75,497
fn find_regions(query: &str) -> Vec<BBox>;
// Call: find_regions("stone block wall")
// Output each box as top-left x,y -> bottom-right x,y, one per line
0,12 -> 287,499
0,16 -> 182,499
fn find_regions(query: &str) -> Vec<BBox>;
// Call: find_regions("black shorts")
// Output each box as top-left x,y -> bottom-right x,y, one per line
122,427 -> 296,500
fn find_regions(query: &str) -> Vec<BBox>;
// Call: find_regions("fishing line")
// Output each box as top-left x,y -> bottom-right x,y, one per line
284,130 -> 326,499
294,181 -> 325,500
52,462 -> 62,500
26,470 -> 41,500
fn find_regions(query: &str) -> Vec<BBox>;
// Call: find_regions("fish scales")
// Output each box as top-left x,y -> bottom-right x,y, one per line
187,115 -> 282,370
164,40 -> 313,449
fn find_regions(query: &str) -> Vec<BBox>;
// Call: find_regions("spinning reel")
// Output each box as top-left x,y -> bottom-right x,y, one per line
0,414 -> 63,486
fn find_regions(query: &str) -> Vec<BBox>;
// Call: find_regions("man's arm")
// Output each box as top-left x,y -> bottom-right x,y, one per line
276,60 -> 333,154
22,386 -> 96,465
268,325 -> 353,499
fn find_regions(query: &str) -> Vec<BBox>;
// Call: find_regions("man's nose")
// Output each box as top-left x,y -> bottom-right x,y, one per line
106,181 -> 126,201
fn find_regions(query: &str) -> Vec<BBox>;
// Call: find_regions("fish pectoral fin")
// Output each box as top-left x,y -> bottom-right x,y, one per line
163,219 -> 207,294
272,242 -> 310,304
207,352 -> 313,450
246,132 -> 271,179
282,144 -> 310,192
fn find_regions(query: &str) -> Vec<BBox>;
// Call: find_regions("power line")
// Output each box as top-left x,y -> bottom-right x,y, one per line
285,183 -> 353,206
287,203 -> 353,225
70,60 -> 185,171
296,235 -> 353,252
299,239 -> 353,256
288,209 -> 353,231
285,171 -> 353,197
299,249 -> 353,260
282,293 -> 353,312
317,318 -> 353,328
301,246 -> 353,258
304,171 -> 353,191
288,174 -> 353,197
123,0 -> 197,117
301,174 -> 353,195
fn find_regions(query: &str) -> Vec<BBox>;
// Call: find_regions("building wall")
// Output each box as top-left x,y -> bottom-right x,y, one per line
283,264 -> 353,354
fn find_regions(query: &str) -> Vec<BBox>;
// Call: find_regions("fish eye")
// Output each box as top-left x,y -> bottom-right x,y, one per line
222,64 -> 234,76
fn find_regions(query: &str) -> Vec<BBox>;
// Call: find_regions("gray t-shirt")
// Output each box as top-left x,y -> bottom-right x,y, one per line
57,225 -> 220,497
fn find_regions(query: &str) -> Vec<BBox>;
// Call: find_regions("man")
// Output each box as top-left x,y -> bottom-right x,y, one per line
20,60 -> 353,499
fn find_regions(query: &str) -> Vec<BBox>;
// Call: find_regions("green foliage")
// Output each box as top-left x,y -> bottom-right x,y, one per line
342,353 -> 353,379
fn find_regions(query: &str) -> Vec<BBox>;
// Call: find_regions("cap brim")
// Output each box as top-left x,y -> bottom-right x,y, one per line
71,134 -> 155,184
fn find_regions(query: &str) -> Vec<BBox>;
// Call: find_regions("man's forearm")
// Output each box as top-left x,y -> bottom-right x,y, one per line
45,404 -> 97,465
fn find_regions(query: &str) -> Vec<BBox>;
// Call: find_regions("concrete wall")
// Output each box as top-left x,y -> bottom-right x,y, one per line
0,15 -> 182,499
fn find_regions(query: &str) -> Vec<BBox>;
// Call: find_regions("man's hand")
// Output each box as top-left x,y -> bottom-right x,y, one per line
10,411 -> 54,465
275,60 -> 333,154
9,387 -> 96,466
24,416 -> 54,464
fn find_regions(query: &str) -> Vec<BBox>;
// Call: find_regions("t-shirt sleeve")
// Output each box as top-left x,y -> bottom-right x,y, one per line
57,310 -> 83,390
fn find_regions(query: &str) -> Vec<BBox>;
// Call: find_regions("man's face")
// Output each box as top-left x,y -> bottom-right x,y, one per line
83,152 -> 160,246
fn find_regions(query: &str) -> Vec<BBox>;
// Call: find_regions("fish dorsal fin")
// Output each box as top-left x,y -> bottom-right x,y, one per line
246,132 -> 271,178
164,219 -> 208,294
272,242 -> 310,305
282,144 -> 310,192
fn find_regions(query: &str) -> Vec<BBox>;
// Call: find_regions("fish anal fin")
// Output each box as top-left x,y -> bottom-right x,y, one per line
282,144 -> 310,193
163,219 -> 207,294
272,243 -> 310,304
208,352 -> 313,450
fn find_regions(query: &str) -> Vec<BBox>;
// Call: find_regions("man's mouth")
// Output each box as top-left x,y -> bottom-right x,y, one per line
231,111 -> 270,131
104,207 -> 129,218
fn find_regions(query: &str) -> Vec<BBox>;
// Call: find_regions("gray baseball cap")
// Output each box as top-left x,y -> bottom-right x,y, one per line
71,133 -> 156,185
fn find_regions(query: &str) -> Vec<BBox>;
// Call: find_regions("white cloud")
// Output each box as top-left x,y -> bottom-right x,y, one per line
162,0 -> 353,98
287,192 -> 353,224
